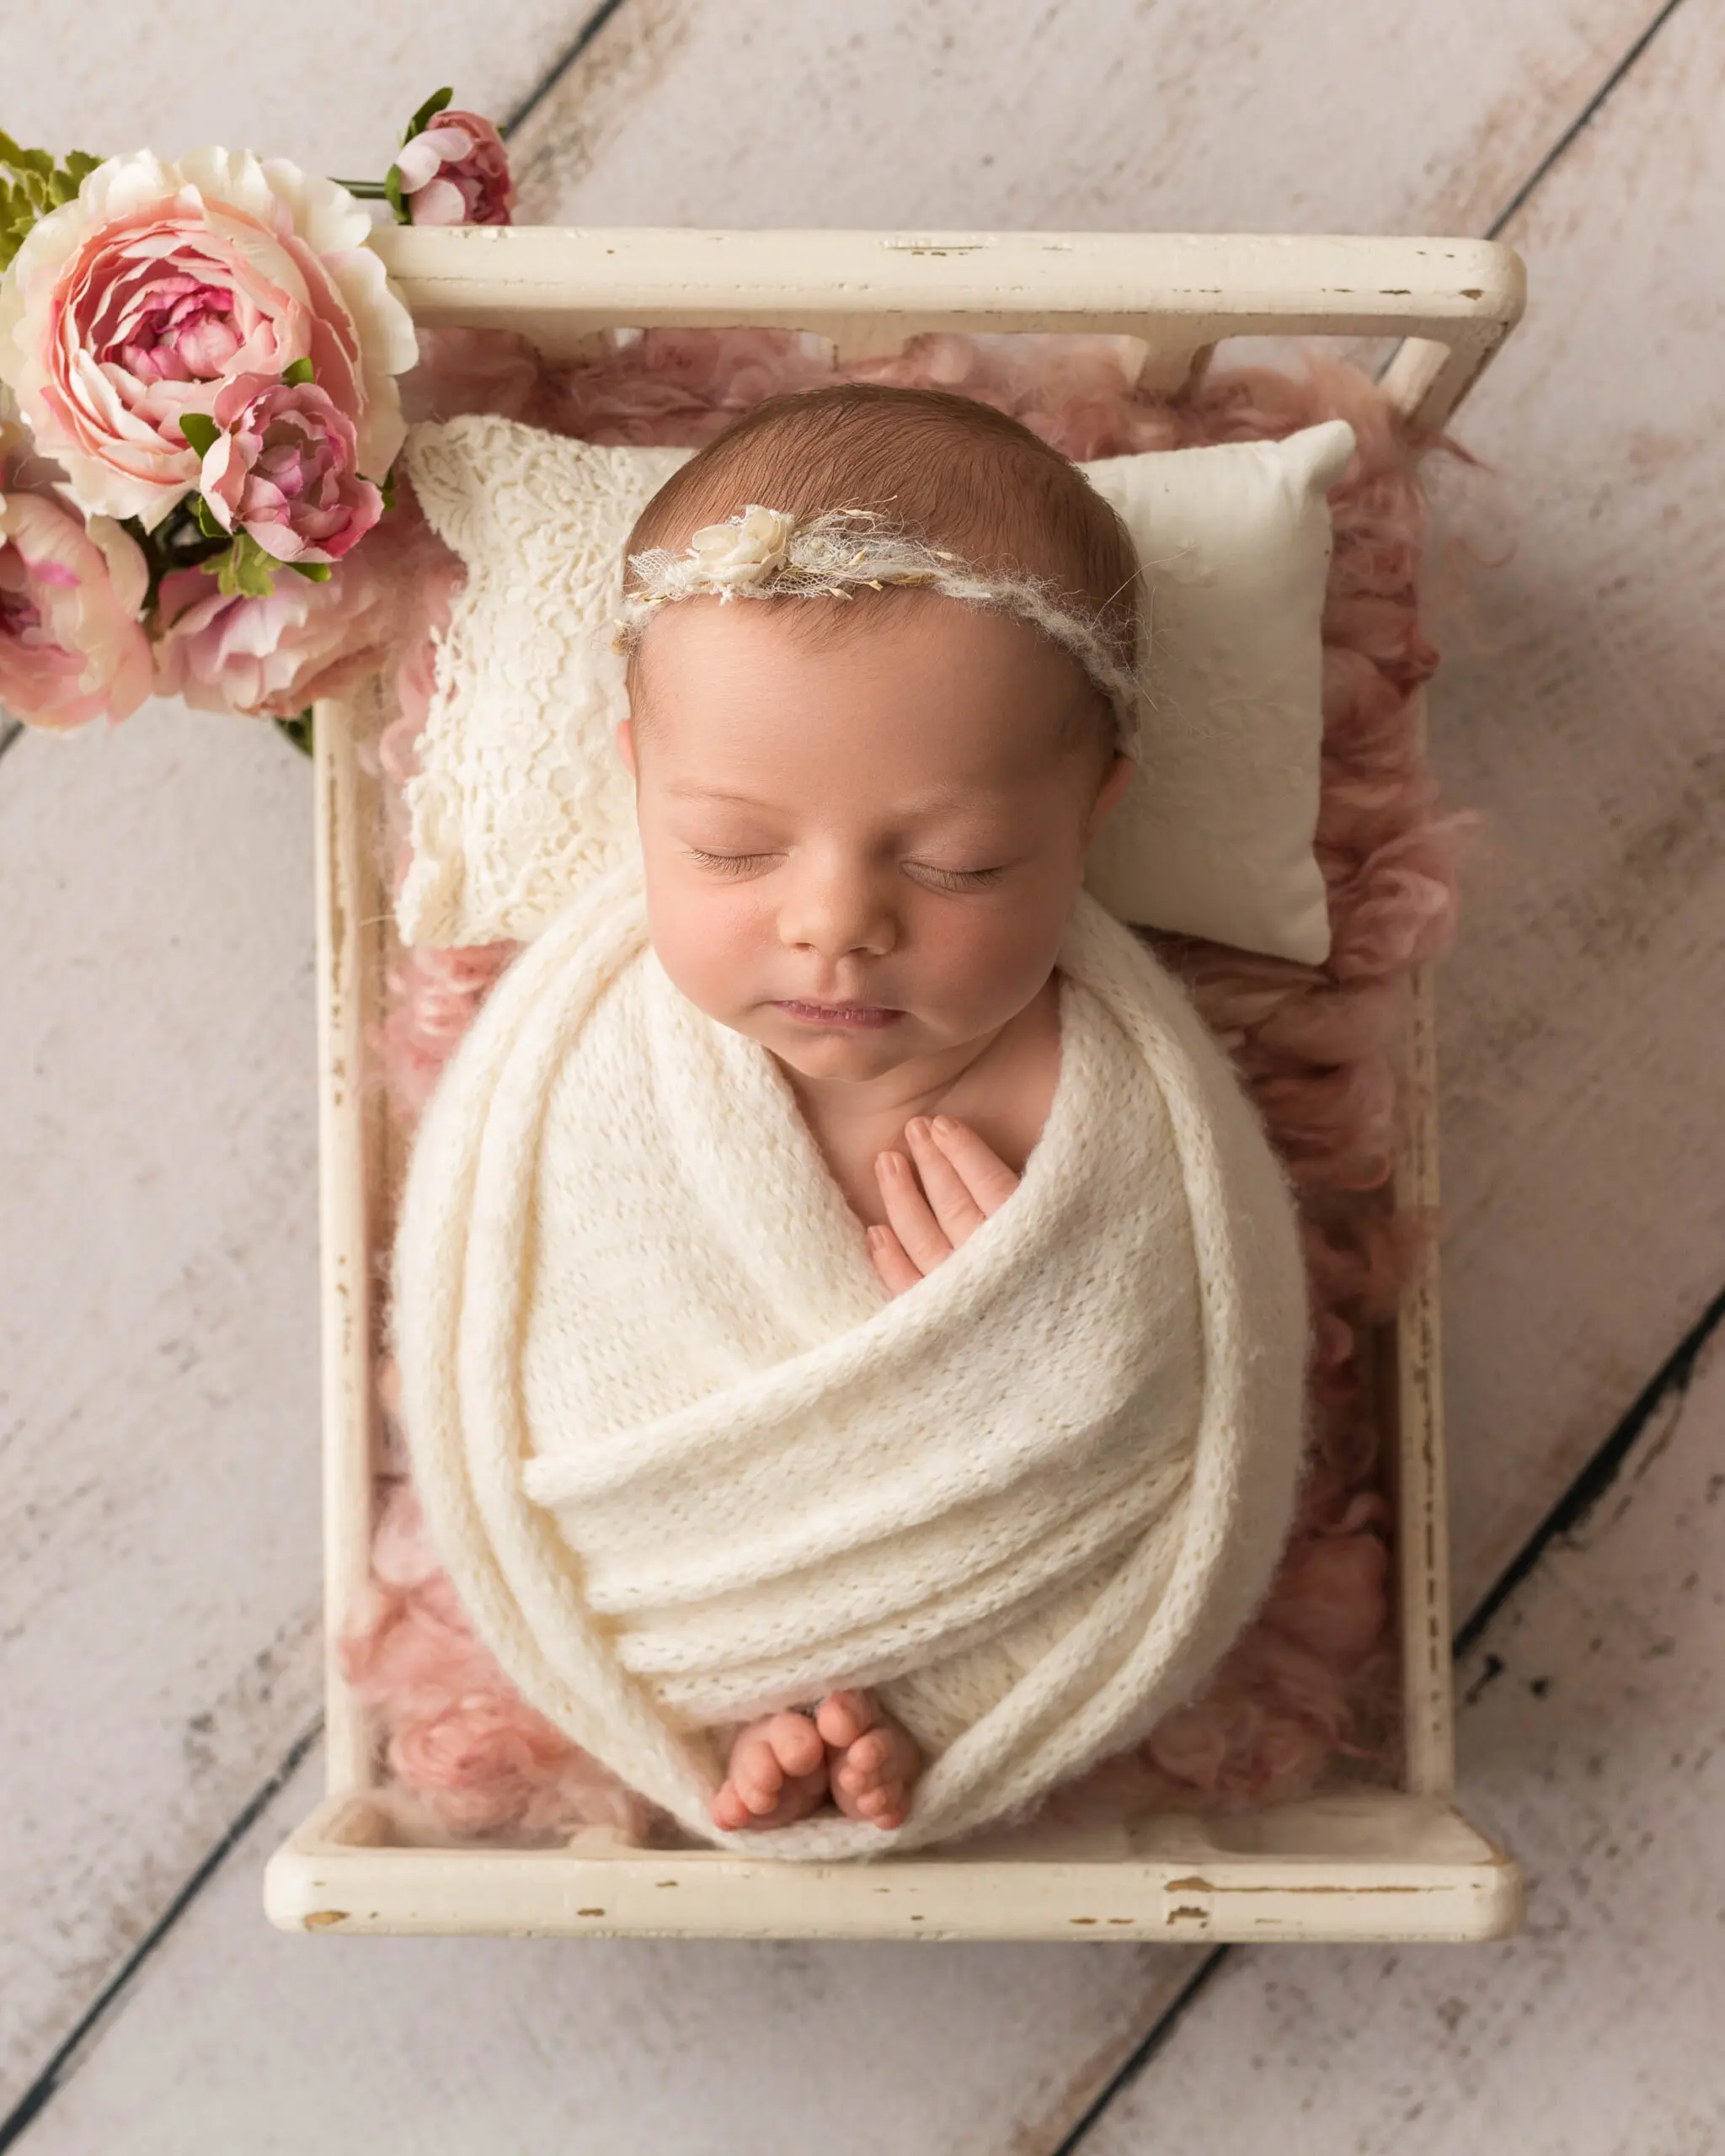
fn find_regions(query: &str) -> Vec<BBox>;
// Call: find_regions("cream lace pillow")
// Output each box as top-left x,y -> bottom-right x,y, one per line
396,413 -> 1354,961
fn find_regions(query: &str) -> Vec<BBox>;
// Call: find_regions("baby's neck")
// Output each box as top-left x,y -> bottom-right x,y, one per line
774,971 -> 1061,1167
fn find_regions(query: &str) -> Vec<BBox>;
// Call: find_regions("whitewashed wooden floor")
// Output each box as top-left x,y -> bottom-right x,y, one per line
3,5 -> 1722,2150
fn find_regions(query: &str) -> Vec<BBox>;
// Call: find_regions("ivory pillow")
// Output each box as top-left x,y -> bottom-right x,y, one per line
395,413 -> 1354,962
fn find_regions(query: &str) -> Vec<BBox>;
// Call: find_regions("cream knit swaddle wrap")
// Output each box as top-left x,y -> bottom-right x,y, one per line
393,854 -> 1311,1859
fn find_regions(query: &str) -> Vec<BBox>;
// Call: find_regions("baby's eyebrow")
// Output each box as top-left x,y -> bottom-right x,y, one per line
665,783 -> 779,806
665,781 -> 984,817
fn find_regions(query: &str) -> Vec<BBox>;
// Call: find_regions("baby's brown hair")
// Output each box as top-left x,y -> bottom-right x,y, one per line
622,383 -> 1140,755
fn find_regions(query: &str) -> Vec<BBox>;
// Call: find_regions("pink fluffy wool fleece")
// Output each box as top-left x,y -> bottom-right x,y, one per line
339,323 -> 1482,1845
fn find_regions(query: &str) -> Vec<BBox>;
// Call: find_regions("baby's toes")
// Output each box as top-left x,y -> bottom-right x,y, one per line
832,1720 -> 921,1829
766,1710 -> 827,1781
831,1735 -> 891,1804
709,1779 -> 756,1832
814,1688 -> 881,1751
731,1716 -> 811,1813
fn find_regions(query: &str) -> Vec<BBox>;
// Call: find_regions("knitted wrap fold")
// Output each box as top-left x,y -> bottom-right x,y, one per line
392,856 -> 1311,1859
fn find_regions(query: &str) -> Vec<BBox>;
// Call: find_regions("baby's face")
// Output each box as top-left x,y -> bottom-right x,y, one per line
619,595 -> 1132,1086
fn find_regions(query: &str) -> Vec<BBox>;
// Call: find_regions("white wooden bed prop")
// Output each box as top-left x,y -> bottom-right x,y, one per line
264,226 -> 1528,1942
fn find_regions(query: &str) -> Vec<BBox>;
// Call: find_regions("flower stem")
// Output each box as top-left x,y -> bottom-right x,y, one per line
334,179 -> 391,199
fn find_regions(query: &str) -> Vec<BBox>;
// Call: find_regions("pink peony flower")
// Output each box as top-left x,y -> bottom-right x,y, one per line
199,370 -> 382,563
394,112 -> 515,227
152,549 -> 391,719
0,486 -> 151,728
0,149 -> 417,529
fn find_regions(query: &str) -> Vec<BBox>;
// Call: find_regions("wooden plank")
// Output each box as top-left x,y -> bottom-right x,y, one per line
2,0 -> 1703,2134
367,224 -> 1523,403
11,1753 -> 1204,2156
1409,0 -> 1725,1608
5,2 -> 595,180
0,4 -> 633,2114
1082,1322 -> 1725,2155
507,0 -> 1666,239
1081,22 -> 1725,2132
0,704 -> 326,2110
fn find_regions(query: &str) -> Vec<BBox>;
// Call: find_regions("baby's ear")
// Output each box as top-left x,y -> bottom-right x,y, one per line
615,717 -> 637,777
1084,752 -> 1136,846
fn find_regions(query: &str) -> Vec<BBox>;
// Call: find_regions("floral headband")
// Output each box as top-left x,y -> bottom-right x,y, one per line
613,504 -> 1143,757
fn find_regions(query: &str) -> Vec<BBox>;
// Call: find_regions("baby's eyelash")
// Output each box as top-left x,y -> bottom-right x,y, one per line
684,849 -> 1007,891
909,862 -> 1008,892
686,848 -> 776,876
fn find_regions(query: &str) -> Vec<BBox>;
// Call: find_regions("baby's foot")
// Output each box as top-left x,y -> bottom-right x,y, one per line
816,1689 -> 923,1830
710,1710 -> 830,1832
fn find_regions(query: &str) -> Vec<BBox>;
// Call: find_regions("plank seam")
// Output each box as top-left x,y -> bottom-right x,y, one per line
1482,0 -> 1692,239
0,0 -> 1711,2129
1058,1279 -> 1725,2150
1045,1950 -> 1231,2156
500,0 -> 634,139
7,1310 -> 1718,2143
1455,1280 -> 1725,1656
0,1717 -> 324,2154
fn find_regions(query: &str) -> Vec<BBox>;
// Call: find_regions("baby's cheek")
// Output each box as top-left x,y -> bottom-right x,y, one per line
923,898 -> 1066,1020
644,878 -> 771,1021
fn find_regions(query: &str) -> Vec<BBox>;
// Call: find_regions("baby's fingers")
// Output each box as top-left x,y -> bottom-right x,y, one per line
866,1222 -> 925,1298
903,1118 -> 989,1246
929,1115 -> 1020,1219
874,1148 -> 953,1277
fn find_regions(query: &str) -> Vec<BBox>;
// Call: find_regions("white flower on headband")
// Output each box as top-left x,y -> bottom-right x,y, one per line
684,504 -> 795,592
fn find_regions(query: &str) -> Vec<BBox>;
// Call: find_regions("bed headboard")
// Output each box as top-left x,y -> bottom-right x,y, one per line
369,225 -> 1526,433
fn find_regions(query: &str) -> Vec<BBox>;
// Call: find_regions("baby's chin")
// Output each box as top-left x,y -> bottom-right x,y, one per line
733,1003 -> 937,1082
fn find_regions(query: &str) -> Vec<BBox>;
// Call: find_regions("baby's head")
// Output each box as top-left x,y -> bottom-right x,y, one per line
614,384 -> 1140,1087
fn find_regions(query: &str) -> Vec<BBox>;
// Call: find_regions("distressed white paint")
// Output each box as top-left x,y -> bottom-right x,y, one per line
2,0 -> 1719,2135
1413,0 -> 1725,1609
0,11 -> 613,2111
14,1770 -> 1204,2156
5,4 -> 593,183
259,239 -> 1525,1940
0,706 -> 323,2107
1084,1331 -> 1725,2156
508,0 -> 1665,237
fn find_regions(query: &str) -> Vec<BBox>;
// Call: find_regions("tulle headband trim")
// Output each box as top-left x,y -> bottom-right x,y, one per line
612,504 -> 1142,755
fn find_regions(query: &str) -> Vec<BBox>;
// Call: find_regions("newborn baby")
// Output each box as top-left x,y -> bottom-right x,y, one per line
395,381 -> 1309,1858
611,383 -> 1142,1833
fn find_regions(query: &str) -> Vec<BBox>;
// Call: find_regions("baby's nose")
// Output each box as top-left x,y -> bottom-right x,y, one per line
778,862 -> 896,958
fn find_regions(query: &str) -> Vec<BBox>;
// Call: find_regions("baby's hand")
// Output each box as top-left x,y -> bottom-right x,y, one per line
868,1115 -> 1021,1295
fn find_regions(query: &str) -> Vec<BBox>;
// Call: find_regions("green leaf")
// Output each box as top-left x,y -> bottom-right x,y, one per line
4,141 -> 54,183
178,412 -> 221,457
0,209 -> 35,272
191,493 -> 227,540
280,355 -> 315,387
384,163 -> 409,226
378,463 -> 398,513
0,136 -> 105,265
287,559 -> 333,582
215,532 -> 278,600
275,709 -> 316,757
403,86 -> 454,141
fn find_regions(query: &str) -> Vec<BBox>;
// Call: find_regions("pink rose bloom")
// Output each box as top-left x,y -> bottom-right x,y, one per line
395,112 -> 515,227
152,550 -> 391,719
200,370 -> 382,563
0,487 -> 151,728
0,149 -> 417,529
